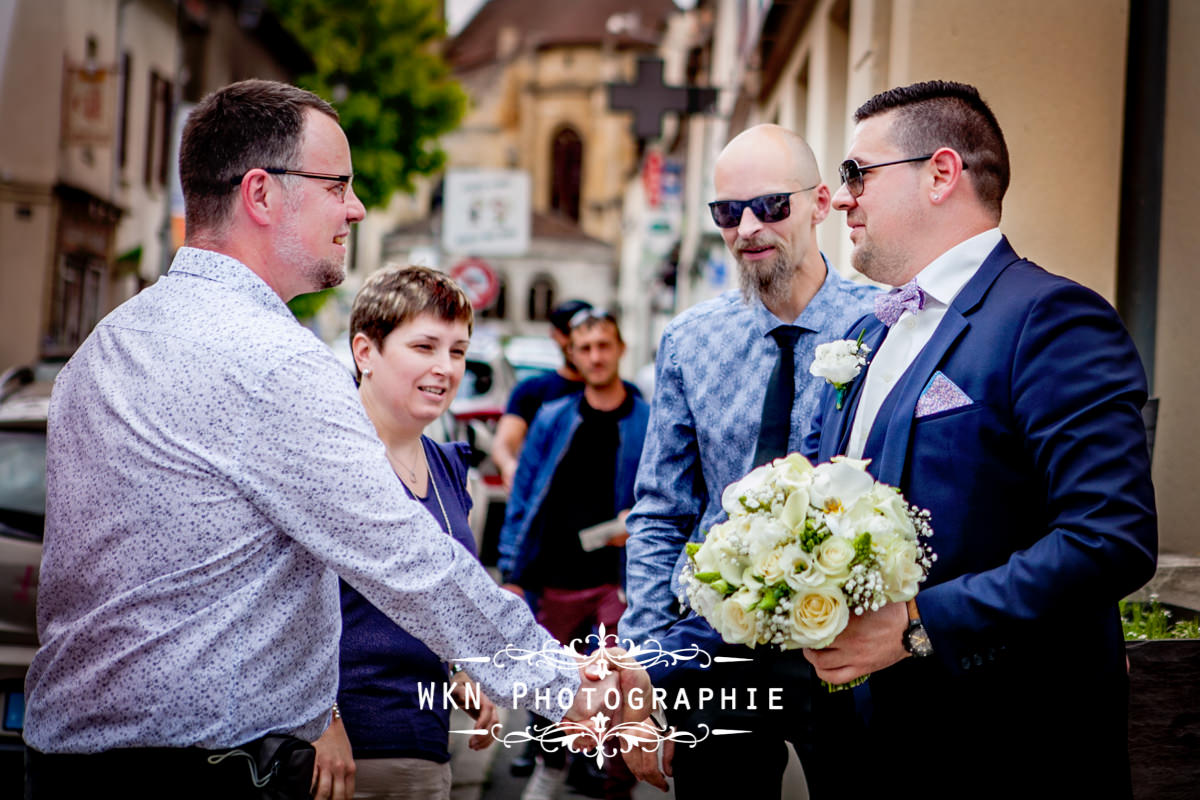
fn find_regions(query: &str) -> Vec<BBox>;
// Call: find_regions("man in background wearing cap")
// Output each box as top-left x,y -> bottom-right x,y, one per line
492,299 -> 594,490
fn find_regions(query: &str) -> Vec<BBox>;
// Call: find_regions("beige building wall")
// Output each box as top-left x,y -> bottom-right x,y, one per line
888,0 -> 1128,300
0,0 -> 66,368
1154,0 -> 1200,556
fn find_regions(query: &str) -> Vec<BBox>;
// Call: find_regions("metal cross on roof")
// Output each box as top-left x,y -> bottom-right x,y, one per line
607,56 -> 717,141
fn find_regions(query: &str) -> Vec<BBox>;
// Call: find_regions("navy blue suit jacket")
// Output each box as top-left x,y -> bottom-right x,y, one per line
803,237 -> 1156,793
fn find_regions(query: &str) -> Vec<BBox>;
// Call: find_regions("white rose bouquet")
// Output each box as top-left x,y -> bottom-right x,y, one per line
684,453 -> 935,688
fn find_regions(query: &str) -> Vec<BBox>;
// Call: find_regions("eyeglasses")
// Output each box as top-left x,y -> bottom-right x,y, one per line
837,155 -> 934,198
707,186 -> 818,229
230,168 -> 353,201
569,307 -> 617,330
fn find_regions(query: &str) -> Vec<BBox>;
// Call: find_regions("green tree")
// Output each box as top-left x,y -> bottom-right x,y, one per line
271,0 -> 467,210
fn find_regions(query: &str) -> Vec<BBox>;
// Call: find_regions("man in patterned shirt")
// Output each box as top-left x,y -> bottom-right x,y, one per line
24,80 -> 637,800
620,125 -> 877,797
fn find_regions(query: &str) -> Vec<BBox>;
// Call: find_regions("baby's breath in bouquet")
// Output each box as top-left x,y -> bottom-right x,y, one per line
684,454 -> 935,688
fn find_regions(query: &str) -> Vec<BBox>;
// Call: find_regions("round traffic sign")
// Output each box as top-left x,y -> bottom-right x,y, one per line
450,257 -> 501,311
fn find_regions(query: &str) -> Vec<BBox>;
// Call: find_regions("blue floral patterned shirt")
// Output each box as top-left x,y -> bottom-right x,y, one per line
621,263 -> 878,659
26,247 -> 578,753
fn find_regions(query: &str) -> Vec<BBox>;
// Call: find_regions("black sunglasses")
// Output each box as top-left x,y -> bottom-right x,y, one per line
707,186 -> 818,229
838,154 -> 966,198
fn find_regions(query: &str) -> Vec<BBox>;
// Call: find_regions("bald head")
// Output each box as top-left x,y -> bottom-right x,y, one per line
711,124 -> 831,319
716,124 -> 821,189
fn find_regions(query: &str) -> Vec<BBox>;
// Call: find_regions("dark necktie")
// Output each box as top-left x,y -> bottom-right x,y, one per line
753,325 -> 802,467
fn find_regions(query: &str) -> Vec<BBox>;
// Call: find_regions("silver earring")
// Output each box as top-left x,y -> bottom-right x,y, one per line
932,193 -> 941,202
362,368 -> 372,378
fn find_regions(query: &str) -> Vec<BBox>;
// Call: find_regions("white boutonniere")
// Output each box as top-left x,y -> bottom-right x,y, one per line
809,330 -> 871,410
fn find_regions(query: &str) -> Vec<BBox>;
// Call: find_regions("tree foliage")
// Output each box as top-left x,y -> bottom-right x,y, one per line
271,0 -> 467,209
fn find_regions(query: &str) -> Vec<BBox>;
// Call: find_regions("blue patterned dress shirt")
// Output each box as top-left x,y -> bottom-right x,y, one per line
25,247 -> 578,753
621,263 -> 878,659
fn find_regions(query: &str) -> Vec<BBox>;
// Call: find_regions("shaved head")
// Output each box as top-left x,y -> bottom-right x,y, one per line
713,124 -> 828,311
716,124 -> 822,189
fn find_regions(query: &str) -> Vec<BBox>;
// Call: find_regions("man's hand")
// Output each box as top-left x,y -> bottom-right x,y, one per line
803,600 -> 910,684
501,582 -> 524,598
450,670 -> 499,751
311,711 -> 355,800
622,724 -> 673,793
614,664 -> 672,792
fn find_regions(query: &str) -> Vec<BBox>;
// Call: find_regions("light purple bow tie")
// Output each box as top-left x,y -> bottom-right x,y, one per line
874,280 -> 927,327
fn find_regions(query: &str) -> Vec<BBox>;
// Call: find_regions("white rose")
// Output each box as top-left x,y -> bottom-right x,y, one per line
721,463 -> 774,517
687,582 -> 722,623
719,587 -> 761,645
809,340 -> 866,386
788,585 -> 850,649
878,537 -> 926,602
814,534 -> 857,580
810,460 -> 875,515
745,516 -> 791,565
783,546 -> 825,590
756,547 -> 790,586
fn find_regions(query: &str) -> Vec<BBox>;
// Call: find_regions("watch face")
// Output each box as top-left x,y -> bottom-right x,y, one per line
905,622 -> 933,657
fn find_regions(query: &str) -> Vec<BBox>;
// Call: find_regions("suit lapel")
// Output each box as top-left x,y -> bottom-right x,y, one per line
863,310 -> 969,485
861,236 -> 1022,486
829,320 -> 888,459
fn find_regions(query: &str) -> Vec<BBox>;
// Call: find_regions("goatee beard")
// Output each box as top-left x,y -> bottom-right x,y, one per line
738,250 -> 794,310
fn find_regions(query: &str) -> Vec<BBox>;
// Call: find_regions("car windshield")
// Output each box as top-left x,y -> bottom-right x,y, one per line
457,360 -> 494,400
0,430 -> 46,538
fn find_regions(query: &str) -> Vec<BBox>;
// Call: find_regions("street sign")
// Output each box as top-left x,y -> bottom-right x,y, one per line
450,257 -> 501,311
443,169 -> 531,256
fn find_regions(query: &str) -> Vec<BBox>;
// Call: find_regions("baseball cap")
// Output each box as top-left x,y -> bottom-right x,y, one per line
549,299 -> 593,335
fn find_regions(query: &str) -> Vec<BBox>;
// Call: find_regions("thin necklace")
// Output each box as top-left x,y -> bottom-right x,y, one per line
388,444 -> 425,484
429,471 -> 452,535
391,443 -> 453,536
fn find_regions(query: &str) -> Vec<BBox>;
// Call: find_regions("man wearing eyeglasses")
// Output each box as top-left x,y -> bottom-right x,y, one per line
620,124 -> 877,798
802,81 -> 1156,796
24,79 -> 644,800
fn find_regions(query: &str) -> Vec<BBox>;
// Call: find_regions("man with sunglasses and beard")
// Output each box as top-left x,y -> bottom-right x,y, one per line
619,124 -> 877,798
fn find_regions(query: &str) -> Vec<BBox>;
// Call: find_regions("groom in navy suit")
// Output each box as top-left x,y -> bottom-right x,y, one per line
802,81 -> 1156,796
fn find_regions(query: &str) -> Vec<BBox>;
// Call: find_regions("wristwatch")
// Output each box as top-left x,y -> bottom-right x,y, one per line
902,598 -> 934,658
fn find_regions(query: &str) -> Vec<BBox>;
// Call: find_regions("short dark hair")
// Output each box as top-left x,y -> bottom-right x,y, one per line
548,299 -> 592,335
179,79 -> 338,236
855,80 -> 1009,216
350,265 -> 475,361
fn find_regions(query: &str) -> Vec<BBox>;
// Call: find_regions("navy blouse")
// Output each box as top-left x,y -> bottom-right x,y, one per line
337,437 -> 477,761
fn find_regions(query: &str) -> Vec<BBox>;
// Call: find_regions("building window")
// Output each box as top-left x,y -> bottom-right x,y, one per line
145,71 -> 173,188
550,126 -> 582,222
479,274 -> 507,319
527,275 -> 556,322
48,252 -> 105,354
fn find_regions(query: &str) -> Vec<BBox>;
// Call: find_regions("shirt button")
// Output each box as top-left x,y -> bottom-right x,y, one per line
904,317 -> 916,330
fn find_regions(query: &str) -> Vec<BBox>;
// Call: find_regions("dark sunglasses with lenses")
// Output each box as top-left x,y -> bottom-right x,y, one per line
838,154 -> 951,198
708,186 -> 817,229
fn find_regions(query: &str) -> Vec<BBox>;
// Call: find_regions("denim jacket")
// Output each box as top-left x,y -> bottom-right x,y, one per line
498,391 -> 650,587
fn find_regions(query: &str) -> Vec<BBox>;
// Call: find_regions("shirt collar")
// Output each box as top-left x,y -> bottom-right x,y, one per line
914,228 -> 1002,308
168,246 -> 295,319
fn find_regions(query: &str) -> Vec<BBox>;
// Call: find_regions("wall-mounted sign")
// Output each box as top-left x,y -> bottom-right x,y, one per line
443,169 -> 530,256
450,257 -> 501,311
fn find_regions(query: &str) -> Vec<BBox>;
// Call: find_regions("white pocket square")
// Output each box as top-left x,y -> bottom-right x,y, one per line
915,371 -> 973,418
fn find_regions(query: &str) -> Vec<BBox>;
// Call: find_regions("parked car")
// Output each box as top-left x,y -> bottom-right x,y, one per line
503,335 -> 562,384
0,366 -> 51,762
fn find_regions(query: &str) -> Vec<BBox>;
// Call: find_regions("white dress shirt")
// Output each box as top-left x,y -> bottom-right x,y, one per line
846,229 -> 1003,458
26,247 -> 578,753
